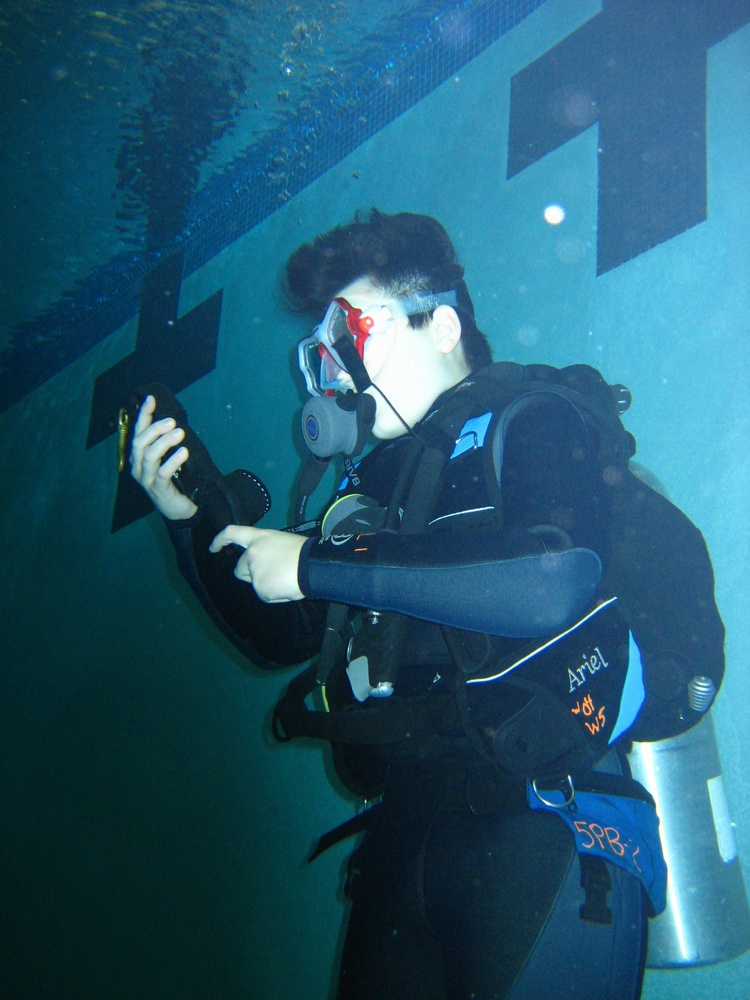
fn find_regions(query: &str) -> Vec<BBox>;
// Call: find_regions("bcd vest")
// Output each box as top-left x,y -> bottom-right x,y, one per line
273,363 -> 725,794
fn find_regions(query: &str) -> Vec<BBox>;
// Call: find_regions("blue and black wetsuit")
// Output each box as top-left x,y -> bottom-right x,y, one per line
167,386 -> 648,1000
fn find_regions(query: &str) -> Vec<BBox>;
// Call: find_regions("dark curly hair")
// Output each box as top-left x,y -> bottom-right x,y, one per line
285,209 -> 492,371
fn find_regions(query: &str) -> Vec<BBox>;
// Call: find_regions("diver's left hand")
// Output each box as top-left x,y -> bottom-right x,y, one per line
210,525 -> 306,603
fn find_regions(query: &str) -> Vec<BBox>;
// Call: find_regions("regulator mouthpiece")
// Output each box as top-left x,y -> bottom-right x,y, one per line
301,392 -> 375,458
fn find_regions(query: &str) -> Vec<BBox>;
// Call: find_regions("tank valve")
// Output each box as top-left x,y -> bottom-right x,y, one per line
687,675 -> 716,713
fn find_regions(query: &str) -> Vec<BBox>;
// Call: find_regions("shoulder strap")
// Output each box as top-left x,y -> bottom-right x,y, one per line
451,362 -> 636,469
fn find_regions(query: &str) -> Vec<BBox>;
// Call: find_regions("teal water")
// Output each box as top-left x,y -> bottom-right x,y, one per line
1,1 -> 748,997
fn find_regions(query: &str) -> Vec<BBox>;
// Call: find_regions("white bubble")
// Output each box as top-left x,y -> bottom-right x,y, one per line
517,324 -> 540,347
555,236 -> 587,264
548,86 -> 599,129
544,204 -> 565,225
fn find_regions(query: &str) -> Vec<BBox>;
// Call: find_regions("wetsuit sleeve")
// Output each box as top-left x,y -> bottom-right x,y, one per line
299,530 -> 600,638
299,395 -> 609,638
167,513 -> 327,668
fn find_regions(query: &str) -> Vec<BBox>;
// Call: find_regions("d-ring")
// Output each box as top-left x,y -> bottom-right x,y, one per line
531,775 -> 575,808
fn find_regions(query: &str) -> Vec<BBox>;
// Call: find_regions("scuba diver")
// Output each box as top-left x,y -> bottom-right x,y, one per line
129,210 -> 725,999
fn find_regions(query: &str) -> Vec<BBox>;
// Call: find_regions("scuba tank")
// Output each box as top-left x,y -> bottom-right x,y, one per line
629,712 -> 750,967
625,463 -> 749,966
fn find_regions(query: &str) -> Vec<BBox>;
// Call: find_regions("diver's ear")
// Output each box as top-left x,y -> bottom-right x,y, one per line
431,305 -> 463,355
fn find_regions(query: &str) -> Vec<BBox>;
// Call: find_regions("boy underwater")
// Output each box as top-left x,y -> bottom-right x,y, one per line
129,209 -> 688,999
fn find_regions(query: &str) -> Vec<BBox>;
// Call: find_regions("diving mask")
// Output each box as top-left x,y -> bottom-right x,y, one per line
297,290 -> 459,396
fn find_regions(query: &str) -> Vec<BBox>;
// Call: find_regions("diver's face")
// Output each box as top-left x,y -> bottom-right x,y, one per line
335,278 -> 454,439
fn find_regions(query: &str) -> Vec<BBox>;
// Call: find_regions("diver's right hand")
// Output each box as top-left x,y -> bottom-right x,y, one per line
130,395 -> 199,520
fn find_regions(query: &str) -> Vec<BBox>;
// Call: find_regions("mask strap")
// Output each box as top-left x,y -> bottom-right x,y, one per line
330,332 -> 372,394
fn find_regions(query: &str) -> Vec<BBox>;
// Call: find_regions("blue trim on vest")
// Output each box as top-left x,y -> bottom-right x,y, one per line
451,411 -> 493,459
609,632 -> 646,744
528,781 -> 667,916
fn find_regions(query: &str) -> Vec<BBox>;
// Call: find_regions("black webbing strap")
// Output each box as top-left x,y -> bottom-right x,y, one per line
307,805 -> 378,862
579,854 -> 614,925
273,684 -> 435,745
272,656 -> 438,746
314,601 -> 350,688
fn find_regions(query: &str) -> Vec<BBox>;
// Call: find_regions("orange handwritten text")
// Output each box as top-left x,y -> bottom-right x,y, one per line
571,694 -> 606,734
573,819 -> 642,872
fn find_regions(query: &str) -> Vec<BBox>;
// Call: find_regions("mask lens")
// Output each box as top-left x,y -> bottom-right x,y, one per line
297,299 -> 394,395
317,299 -> 371,390
328,303 -> 352,344
318,342 -> 350,392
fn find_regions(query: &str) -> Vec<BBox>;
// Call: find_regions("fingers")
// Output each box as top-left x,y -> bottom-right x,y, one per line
133,393 -> 156,435
210,528 -> 305,601
130,420 -> 179,482
127,396 -> 199,520
130,395 -> 187,486
233,550 -> 254,585
210,527 -> 259,588
210,525 -> 259,553
156,442 -> 188,481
